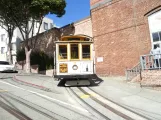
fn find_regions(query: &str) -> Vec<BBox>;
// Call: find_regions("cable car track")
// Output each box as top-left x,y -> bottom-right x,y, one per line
87,87 -> 151,120
67,87 -> 110,120
2,94 -> 58,120
0,99 -> 32,120
0,92 -> 67,120
68,87 -> 151,120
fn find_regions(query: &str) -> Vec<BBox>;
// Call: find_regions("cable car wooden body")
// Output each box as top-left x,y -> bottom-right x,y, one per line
54,35 -> 101,85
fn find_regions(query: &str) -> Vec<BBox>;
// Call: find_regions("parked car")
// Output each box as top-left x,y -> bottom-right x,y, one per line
0,61 -> 17,73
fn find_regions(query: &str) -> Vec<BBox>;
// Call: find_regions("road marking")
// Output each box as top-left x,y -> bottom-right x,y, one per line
80,94 -> 90,99
0,90 -> 8,92
0,81 -> 89,113
80,93 -> 96,99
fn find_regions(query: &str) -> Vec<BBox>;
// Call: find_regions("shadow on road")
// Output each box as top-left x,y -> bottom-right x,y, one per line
0,77 -> 13,79
57,77 -> 104,87
0,71 -> 18,73
0,73 -> 18,79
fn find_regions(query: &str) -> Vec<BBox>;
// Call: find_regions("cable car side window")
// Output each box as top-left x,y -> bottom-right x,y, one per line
82,45 -> 90,59
71,44 -> 79,59
59,45 -> 67,59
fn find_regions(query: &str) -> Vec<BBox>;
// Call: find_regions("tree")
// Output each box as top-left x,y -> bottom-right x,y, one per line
0,0 -> 66,73
0,0 -> 16,64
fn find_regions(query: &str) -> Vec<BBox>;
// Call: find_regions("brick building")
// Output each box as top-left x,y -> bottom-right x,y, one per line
90,0 -> 161,76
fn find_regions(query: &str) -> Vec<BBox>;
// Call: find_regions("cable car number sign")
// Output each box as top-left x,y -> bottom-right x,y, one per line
59,64 -> 68,73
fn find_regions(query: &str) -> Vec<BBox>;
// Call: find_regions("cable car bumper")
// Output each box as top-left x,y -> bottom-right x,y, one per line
54,74 -> 96,79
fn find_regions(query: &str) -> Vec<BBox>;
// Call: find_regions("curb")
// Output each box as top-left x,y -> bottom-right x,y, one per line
13,75 -> 47,90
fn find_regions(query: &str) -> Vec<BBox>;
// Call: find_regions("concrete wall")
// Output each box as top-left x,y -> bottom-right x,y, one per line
16,61 -> 39,73
22,17 -> 93,56
90,0 -> 161,76
74,17 -> 93,37
60,17 -> 93,37
21,28 -> 61,57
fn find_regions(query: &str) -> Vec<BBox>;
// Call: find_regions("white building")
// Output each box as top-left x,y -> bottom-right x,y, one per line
0,17 -> 53,64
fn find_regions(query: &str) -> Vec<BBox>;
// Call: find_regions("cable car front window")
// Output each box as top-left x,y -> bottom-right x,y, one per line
59,45 -> 67,59
82,45 -> 90,59
71,44 -> 79,59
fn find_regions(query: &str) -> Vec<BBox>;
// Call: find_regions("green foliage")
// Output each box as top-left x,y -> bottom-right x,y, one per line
31,0 -> 66,18
0,0 -> 66,41
0,0 -> 66,72
16,48 -> 26,62
31,51 -> 54,71
0,0 -> 66,27
16,49 -> 54,71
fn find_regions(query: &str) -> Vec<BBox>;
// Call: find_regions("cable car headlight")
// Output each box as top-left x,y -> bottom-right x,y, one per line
72,65 -> 78,70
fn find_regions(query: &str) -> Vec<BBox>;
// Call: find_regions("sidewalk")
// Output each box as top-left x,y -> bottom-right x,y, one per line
13,74 -> 161,120
13,73 -> 56,91
91,77 -> 161,120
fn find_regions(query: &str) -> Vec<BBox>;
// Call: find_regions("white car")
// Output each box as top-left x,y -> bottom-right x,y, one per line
0,61 -> 17,73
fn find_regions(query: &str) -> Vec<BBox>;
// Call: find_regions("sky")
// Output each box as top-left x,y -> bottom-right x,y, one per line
46,0 -> 90,28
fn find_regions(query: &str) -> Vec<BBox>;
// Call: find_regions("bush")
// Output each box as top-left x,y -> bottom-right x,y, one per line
16,49 -> 54,71
16,48 -> 26,62
30,51 -> 54,71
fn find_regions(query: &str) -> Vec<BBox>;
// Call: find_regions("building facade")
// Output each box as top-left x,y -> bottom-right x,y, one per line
0,17 -> 53,64
59,17 -> 93,37
24,17 -> 93,56
90,0 -> 161,76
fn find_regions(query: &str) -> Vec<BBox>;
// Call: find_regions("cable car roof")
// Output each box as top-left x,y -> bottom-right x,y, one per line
60,34 -> 93,41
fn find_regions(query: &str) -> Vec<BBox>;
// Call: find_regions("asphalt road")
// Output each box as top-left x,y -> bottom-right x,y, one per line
0,73 -> 157,120
0,73 -> 95,120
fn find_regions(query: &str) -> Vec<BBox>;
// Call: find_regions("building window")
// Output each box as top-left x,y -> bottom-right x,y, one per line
71,44 -> 79,59
154,44 -> 160,49
148,10 -> 161,49
151,31 -> 161,49
159,32 -> 161,40
50,23 -> 53,29
82,45 -> 90,59
59,45 -> 67,59
44,22 -> 48,30
152,32 -> 161,42
11,43 -> 16,51
1,47 -> 5,54
36,22 -> 39,28
1,34 -> 5,42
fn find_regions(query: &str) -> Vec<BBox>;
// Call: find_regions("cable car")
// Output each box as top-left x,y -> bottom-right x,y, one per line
54,35 -> 102,86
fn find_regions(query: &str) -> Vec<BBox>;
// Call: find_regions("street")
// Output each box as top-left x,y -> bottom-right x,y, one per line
1,0 -> 161,120
0,73 -> 161,120
0,73 -> 95,120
